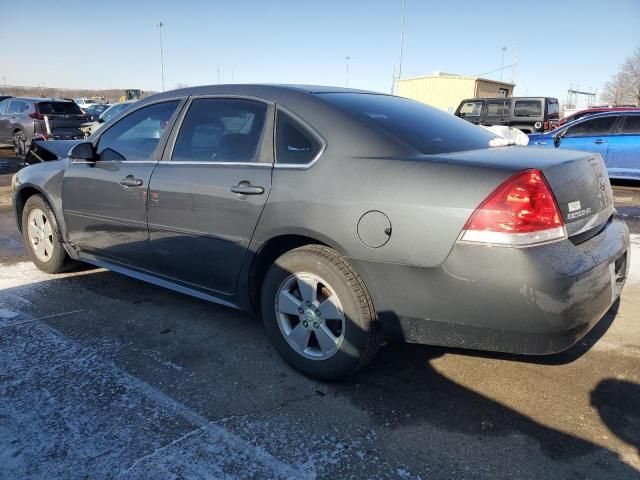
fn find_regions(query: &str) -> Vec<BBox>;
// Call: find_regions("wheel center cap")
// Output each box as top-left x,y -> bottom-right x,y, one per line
304,309 -> 317,323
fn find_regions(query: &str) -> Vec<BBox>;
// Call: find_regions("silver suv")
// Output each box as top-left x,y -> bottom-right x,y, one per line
0,97 -> 87,160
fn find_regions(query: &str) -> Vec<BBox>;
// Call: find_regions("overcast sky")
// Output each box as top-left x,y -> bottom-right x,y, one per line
1,0 -> 639,103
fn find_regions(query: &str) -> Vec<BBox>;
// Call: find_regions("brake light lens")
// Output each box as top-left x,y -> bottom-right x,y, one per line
29,112 -> 45,120
460,169 -> 566,247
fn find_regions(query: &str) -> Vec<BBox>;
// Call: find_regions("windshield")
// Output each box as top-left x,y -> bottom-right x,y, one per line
320,93 -> 495,154
100,103 -> 131,122
37,101 -> 84,115
458,101 -> 483,117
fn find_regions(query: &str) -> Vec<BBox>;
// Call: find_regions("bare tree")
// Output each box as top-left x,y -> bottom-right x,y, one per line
620,46 -> 640,105
601,46 -> 640,106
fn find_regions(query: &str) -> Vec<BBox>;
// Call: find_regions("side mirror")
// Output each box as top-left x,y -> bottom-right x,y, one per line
553,130 -> 565,148
97,116 -> 105,123
69,142 -> 95,161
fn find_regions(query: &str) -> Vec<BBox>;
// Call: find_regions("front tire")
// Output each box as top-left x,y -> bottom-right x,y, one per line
261,245 -> 381,380
21,195 -> 74,274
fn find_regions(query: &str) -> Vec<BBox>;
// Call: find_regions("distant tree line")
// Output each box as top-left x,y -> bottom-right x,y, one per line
601,46 -> 640,106
0,85 -> 156,103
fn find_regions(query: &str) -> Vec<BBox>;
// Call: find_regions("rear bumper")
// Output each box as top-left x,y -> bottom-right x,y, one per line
350,214 -> 630,354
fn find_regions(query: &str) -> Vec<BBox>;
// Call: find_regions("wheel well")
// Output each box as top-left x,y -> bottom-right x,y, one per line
14,187 -> 43,232
248,234 -> 328,311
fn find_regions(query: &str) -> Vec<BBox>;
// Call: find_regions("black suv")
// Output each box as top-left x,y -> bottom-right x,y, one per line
0,97 -> 87,161
454,97 -> 559,133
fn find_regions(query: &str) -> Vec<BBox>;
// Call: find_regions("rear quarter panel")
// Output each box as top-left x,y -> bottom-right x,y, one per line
253,152 -> 513,268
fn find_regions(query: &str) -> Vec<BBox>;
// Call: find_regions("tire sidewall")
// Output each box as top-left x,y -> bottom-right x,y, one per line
261,248 -> 373,380
21,195 -> 67,274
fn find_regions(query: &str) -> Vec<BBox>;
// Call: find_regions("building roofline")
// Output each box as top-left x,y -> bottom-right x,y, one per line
398,74 -> 515,87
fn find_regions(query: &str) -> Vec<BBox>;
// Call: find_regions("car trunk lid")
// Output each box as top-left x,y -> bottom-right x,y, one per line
429,146 -> 614,239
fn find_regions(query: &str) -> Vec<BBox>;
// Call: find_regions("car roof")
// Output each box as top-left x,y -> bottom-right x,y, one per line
7,97 -> 75,103
140,84 -> 384,104
546,110 -> 640,134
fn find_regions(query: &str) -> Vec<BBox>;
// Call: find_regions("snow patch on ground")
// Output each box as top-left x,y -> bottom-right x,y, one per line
0,302 -> 311,479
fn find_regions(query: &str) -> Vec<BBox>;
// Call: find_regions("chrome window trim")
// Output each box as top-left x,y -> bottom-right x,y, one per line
273,105 -> 326,170
70,160 -> 159,165
163,95 -> 274,168
157,161 -> 272,168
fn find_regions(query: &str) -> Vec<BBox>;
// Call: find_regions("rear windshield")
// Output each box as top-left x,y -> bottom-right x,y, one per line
320,93 -> 494,154
37,102 -> 83,115
514,100 -> 542,117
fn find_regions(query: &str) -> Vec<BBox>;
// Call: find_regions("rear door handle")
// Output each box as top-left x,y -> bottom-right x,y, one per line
231,181 -> 264,195
593,139 -> 607,144
119,175 -> 143,187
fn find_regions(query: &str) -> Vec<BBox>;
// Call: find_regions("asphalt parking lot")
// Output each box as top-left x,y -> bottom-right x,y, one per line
0,149 -> 639,479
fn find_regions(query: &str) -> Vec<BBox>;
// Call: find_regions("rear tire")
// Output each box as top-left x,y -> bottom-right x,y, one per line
261,245 -> 381,380
21,195 -> 74,274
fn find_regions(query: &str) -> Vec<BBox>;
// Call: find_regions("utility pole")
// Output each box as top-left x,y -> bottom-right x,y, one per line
217,68 -> 221,84
344,56 -> 350,87
500,47 -> 507,81
2,77 -> 5,91
396,0 -> 406,93
156,21 -> 166,92
511,47 -> 519,85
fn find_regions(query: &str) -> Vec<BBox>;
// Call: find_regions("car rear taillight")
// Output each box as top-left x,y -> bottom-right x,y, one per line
29,112 -> 45,120
459,169 -> 566,247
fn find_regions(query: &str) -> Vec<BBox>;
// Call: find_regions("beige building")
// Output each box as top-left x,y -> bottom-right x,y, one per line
397,73 -> 515,113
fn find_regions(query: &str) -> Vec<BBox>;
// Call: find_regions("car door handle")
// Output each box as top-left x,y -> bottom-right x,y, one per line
119,176 -> 143,187
594,139 -> 607,144
231,182 -> 264,195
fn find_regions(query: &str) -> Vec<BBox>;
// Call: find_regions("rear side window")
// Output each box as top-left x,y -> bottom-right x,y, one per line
275,111 -> 322,165
37,102 -> 83,115
321,93 -> 495,155
546,101 -> 559,116
8,100 -> 30,114
514,100 -> 542,117
486,100 -> 508,117
565,116 -> 616,137
621,116 -> 640,134
458,101 -> 483,117
0,99 -> 9,115
172,98 -> 267,163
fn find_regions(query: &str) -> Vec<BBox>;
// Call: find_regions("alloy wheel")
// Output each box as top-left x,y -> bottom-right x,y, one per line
27,208 -> 54,262
275,272 -> 346,360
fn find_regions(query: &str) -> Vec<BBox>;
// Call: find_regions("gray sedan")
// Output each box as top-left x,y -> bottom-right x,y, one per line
11,85 -> 630,379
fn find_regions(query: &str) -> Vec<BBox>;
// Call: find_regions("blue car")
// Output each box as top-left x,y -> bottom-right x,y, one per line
528,111 -> 640,180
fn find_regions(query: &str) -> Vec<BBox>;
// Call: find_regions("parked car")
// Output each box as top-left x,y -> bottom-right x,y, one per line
0,97 -> 87,160
0,95 -> 12,103
558,106 -> 640,126
74,98 -> 98,111
81,100 -> 137,136
12,85 -> 629,379
455,97 -> 560,133
529,111 -> 640,181
84,103 -> 111,121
